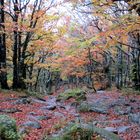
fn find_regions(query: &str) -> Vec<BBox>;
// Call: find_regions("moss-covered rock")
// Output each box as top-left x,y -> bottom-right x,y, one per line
0,115 -> 19,140
77,102 -> 90,112
57,88 -> 86,101
45,123 -> 122,140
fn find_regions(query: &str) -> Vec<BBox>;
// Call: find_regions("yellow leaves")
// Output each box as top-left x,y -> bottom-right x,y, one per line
105,38 -> 117,49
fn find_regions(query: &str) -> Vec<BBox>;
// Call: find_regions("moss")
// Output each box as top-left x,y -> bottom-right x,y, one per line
57,88 -> 86,101
45,124 -> 92,140
45,123 -> 122,140
77,103 -> 90,112
121,88 -> 140,95
0,115 -> 19,140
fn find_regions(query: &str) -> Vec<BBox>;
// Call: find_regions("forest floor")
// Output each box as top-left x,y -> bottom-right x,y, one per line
0,88 -> 140,140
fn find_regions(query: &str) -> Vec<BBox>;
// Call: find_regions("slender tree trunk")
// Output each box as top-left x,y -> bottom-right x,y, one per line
87,47 -> 96,92
12,0 -> 26,89
130,32 -> 140,90
116,45 -> 123,89
0,0 -> 9,89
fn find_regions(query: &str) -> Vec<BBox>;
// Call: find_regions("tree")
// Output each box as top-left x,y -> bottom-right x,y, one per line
0,0 -> 9,89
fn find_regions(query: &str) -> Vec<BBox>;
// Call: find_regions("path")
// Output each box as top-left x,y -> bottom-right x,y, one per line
0,90 -> 140,140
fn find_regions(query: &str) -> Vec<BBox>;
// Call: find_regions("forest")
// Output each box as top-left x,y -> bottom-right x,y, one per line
0,0 -> 140,140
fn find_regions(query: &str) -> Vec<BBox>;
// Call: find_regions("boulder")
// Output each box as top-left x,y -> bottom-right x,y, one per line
117,126 -> 130,133
115,106 -> 132,115
57,88 -> 86,102
13,98 -> 31,105
129,113 -> 140,124
0,108 -> 22,113
77,101 -> 108,114
96,90 -> 105,94
46,105 -> 56,110
21,121 -> 41,129
28,115 -> 51,121
89,105 -> 108,114
0,115 -> 19,140
105,127 -> 118,134
105,126 -> 130,134
45,123 -> 122,140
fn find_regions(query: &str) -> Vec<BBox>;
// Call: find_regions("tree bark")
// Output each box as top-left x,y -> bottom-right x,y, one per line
0,0 -> 9,89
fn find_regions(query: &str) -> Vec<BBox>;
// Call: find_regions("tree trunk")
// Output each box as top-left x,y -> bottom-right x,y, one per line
0,0 -> 9,89
87,47 -> 96,92
130,32 -> 140,90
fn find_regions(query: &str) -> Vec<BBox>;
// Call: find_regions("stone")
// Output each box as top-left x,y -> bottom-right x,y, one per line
74,113 -> 80,117
19,127 -> 28,135
115,106 -> 132,115
117,126 -> 130,133
54,112 -> 65,118
109,120 -> 122,124
105,126 -> 130,134
105,127 -> 118,134
57,88 -> 86,101
46,105 -> 56,110
28,112 -> 37,115
32,99 -> 47,104
13,98 -> 31,105
0,108 -> 22,113
36,97 -> 46,102
28,115 -> 51,121
130,98 -> 137,103
22,121 -> 41,129
109,98 -> 128,108
89,105 -> 108,114
129,113 -> 140,124
45,123 -> 122,140
35,116 -> 51,120
97,90 -> 105,94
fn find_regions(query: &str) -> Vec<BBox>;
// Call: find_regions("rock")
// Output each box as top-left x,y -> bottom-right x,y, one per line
59,105 -> 66,109
28,112 -> 37,115
105,127 -> 118,134
46,105 -> 56,110
77,102 -> 90,112
105,126 -> 130,134
74,113 -> 80,117
35,116 -> 51,120
89,105 -> 108,114
109,120 -> 122,124
0,115 -> 19,140
36,97 -> 46,102
13,98 -> 31,105
32,98 -> 47,104
28,115 -> 51,121
54,112 -> 65,118
115,106 -> 132,115
22,121 -> 41,129
57,88 -> 86,101
76,100 -> 109,114
70,102 -> 79,107
92,121 -> 98,125
110,98 -> 128,108
0,108 -> 22,113
3,98 -> 19,102
130,98 -> 136,103
97,90 -> 105,94
117,126 -> 130,133
129,113 -> 140,124
19,127 -> 28,135
45,123 -> 122,140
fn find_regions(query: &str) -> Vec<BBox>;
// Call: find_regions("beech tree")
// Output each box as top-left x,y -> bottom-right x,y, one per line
0,0 -> 9,89
4,0 -> 56,89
